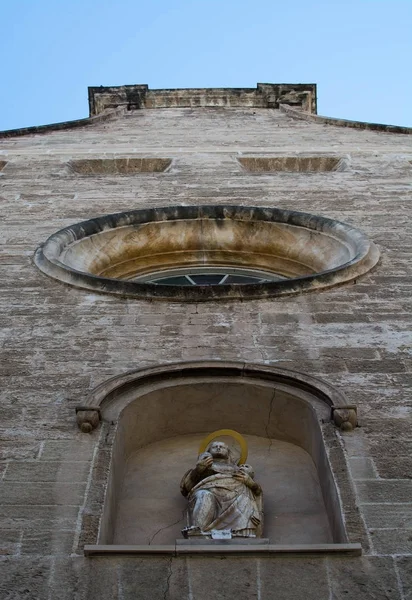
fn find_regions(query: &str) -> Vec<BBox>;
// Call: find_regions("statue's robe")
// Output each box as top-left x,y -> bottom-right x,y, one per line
182,462 -> 262,535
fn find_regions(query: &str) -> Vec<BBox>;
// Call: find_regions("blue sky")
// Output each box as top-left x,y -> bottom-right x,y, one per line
1,0 -> 411,130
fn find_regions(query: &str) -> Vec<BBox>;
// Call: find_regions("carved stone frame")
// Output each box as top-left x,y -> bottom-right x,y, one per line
75,361 -> 366,556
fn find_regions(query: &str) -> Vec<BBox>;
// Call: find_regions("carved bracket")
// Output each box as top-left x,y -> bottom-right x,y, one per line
331,405 -> 358,432
76,406 -> 101,433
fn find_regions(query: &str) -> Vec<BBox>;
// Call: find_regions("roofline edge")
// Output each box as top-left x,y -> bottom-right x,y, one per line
280,104 -> 412,135
0,107 -> 125,139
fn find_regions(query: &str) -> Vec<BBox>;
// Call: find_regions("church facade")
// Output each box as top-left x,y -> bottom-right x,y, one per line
0,84 -> 411,599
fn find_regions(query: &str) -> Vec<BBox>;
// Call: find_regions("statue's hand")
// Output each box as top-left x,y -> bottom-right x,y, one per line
196,452 -> 213,473
233,471 -> 254,488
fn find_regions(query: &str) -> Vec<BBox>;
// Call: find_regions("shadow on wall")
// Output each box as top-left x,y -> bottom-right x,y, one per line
113,432 -> 333,545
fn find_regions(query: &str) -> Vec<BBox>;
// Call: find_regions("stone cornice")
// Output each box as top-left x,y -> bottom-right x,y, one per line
87,83 -> 317,115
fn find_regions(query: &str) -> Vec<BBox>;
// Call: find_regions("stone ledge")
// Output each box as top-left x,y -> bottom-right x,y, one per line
84,543 -> 362,556
280,104 -> 412,135
176,538 -> 270,545
0,107 -> 125,139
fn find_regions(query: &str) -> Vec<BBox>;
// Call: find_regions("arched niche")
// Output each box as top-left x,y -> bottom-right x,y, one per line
77,362 -> 360,554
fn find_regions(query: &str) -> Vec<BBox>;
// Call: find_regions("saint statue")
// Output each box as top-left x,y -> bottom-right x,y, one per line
180,437 -> 263,538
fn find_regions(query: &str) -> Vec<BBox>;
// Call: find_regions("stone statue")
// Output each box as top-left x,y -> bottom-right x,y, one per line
180,439 -> 263,538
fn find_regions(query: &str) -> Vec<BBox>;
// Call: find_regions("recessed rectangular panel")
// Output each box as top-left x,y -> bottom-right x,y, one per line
238,156 -> 345,172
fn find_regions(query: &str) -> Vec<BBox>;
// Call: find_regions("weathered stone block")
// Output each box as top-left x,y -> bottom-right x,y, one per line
0,441 -> 41,461
0,558 -> 51,600
327,556 -> 401,600
40,439 -> 96,461
0,530 -> 21,556
0,505 -> 79,531
375,457 -> 412,479
119,557 -> 189,600
0,482 -> 86,506
362,504 -> 412,529
397,557 -> 412,600
21,529 -> 76,556
260,557 -> 329,600
187,556 -> 260,600
370,529 -> 412,555
349,457 -> 377,479
4,460 -> 91,483
55,556 -> 118,600
356,481 -> 412,504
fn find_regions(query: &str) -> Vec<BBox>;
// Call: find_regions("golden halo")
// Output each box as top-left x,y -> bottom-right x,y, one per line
198,429 -> 248,465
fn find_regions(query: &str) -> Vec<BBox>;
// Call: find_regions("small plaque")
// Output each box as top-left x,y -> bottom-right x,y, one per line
211,529 -> 232,540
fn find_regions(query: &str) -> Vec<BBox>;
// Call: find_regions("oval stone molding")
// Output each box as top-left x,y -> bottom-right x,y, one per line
34,205 -> 379,301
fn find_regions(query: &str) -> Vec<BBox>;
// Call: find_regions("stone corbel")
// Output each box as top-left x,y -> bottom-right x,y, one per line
331,405 -> 358,432
76,406 -> 101,433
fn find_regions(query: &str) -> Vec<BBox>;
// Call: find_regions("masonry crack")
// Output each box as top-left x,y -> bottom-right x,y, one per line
148,509 -> 186,545
163,555 -> 174,600
265,389 -> 276,457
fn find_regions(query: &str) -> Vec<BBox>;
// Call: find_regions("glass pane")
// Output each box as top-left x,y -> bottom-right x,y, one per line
224,275 -> 263,284
144,268 -> 279,286
190,274 -> 225,285
154,276 -> 193,286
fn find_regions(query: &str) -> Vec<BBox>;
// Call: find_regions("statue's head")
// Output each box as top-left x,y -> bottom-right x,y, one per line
206,440 -> 231,461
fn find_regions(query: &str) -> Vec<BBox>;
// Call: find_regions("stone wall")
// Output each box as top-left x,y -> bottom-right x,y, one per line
0,102 -> 411,599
